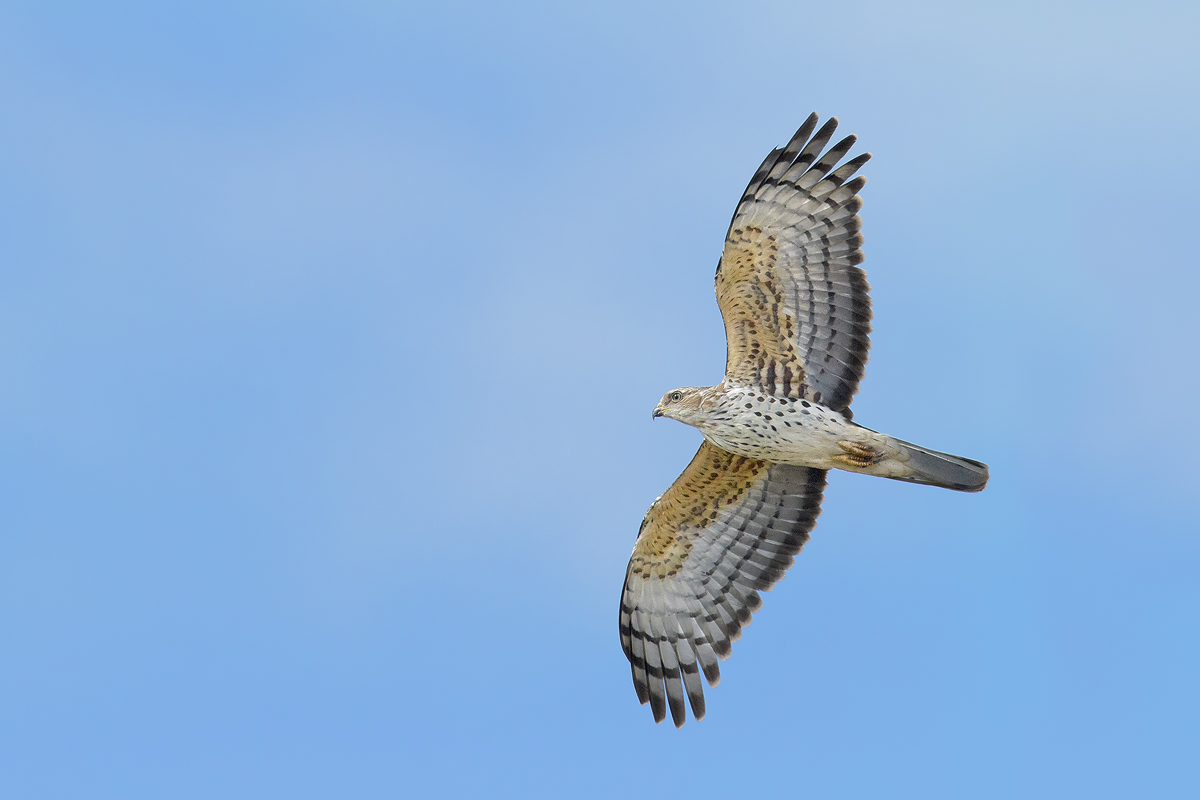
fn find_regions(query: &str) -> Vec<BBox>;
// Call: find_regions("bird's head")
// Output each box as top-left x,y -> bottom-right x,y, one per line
653,387 -> 709,425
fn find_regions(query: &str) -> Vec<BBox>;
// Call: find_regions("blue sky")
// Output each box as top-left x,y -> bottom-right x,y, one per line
2,2 -> 1198,797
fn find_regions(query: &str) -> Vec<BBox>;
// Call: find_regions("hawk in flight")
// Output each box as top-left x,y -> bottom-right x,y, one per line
620,114 -> 988,727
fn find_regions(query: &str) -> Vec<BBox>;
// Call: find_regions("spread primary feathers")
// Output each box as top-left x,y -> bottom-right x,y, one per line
620,114 -> 988,727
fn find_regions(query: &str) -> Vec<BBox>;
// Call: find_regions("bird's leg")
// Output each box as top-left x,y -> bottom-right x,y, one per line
834,440 -> 884,468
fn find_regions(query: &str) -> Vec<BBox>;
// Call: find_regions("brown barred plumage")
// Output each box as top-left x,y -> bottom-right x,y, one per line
622,114 -> 988,728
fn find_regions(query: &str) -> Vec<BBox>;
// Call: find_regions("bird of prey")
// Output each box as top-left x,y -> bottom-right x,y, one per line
619,113 -> 988,728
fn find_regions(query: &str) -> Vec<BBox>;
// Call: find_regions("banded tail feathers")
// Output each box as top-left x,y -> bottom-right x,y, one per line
890,439 -> 989,493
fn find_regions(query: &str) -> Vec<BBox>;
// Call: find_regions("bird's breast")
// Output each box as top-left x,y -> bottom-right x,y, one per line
698,388 -> 856,467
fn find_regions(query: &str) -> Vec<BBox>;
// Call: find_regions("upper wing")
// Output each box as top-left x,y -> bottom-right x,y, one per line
619,441 -> 826,727
717,113 -> 873,414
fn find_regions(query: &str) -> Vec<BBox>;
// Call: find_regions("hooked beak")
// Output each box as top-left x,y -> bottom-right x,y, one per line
652,405 -> 664,419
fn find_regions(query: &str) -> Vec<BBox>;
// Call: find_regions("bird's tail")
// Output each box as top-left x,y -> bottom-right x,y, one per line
890,439 -> 989,492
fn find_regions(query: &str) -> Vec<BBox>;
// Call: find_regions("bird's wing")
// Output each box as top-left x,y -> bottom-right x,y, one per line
717,113 -> 872,415
619,441 -> 826,727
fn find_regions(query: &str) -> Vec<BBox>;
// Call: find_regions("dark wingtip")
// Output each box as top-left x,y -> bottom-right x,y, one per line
649,689 -> 666,723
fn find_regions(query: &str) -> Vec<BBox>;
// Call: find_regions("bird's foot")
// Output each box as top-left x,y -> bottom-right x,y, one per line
835,440 -> 884,468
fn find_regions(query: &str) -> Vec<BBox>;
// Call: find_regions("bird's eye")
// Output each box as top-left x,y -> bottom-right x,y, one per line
670,392 -> 682,402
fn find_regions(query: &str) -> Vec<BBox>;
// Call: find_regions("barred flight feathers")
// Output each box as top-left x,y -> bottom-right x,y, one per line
717,113 -> 873,414
623,114 -> 989,727
619,442 -> 826,727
